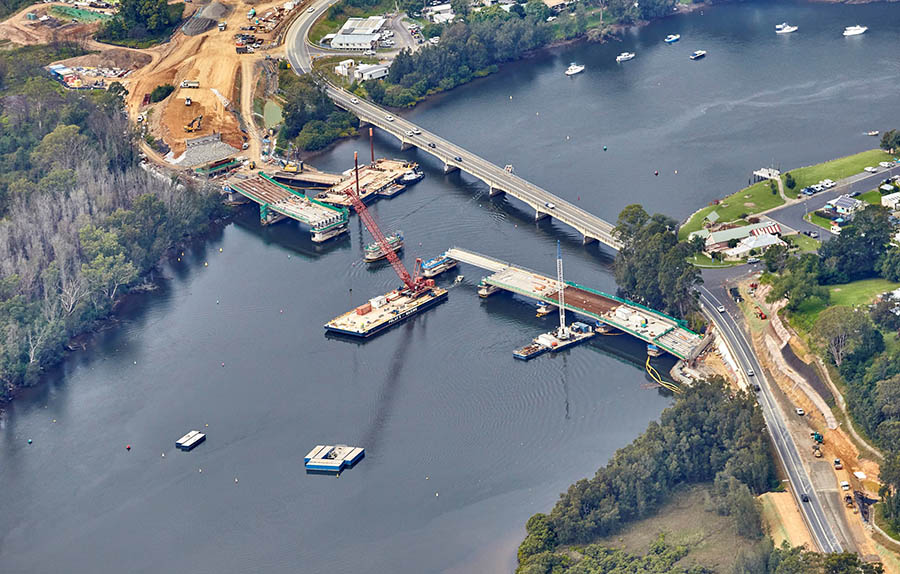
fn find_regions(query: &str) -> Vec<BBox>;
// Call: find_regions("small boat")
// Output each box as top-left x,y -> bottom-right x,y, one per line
647,344 -> 663,357
400,169 -> 424,185
364,231 -> 403,262
775,22 -> 798,34
689,50 -> 707,60
421,253 -> 458,278
477,280 -> 501,298
616,52 -> 635,63
867,130 -> 880,137
564,62 -> 585,76
536,302 -> 552,317
664,34 -> 680,43
454,275 -> 464,284
843,25 -> 867,36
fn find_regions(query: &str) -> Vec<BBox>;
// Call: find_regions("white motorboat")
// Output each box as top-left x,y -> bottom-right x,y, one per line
689,50 -> 707,60
775,22 -> 798,34
664,34 -> 680,43
843,25 -> 867,36
565,63 -> 585,76
616,52 -> 636,63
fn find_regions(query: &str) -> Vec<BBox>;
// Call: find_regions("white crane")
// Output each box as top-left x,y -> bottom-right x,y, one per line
557,241 -> 569,340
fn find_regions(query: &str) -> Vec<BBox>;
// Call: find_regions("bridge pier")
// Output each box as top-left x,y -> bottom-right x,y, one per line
400,140 -> 414,151
582,235 -> 598,245
489,185 -> 505,197
534,210 -> 550,221
443,163 -> 459,174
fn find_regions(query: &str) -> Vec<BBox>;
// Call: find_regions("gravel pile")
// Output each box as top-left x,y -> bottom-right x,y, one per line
182,2 -> 231,36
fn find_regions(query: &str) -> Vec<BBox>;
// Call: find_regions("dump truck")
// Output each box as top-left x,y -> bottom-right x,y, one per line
180,80 -> 200,89
184,115 -> 203,133
218,21 -> 226,31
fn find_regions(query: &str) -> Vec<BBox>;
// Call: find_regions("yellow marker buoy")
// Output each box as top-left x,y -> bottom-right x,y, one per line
219,248 -> 223,252
204,262 -> 208,267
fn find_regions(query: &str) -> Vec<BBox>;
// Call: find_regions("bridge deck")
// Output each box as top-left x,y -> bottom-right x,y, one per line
227,175 -> 347,230
448,247 -> 708,361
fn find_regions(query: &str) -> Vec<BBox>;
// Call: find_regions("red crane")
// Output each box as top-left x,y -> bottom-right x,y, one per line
345,152 -> 430,294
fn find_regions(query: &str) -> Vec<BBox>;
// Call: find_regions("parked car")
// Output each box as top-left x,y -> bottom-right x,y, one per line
880,161 -> 894,168
795,408 -> 805,416
840,481 -> 850,491
849,190 -> 861,197
834,459 -> 843,470
809,231 -> 819,238
864,166 -> 878,173
747,257 -> 760,264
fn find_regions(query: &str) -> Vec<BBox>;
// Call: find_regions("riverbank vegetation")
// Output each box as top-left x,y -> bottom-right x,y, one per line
759,205 -> 900,532
516,379 -> 775,572
277,66 -> 359,152
95,0 -> 184,48
613,204 -> 703,320
0,43 -> 222,400
678,180 -> 784,240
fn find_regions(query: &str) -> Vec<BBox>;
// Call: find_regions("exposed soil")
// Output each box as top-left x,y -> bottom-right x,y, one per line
759,491 -> 815,548
0,2 -> 96,46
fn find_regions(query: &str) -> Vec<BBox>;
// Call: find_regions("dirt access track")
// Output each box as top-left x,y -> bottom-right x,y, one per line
0,2 -> 97,46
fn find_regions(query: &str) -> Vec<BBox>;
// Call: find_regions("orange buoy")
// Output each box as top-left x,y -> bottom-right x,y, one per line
126,445 -> 131,451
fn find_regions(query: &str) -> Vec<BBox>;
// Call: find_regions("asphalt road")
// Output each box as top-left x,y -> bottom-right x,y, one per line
698,285 -> 843,553
767,163 -> 900,237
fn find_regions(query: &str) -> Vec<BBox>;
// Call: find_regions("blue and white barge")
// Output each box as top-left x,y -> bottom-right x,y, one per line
304,444 -> 365,472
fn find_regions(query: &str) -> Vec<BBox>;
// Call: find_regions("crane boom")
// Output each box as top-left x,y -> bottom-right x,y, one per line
345,152 -> 424,293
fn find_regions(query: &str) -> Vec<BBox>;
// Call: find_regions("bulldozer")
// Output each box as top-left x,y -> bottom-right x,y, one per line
184,115 -> 203,133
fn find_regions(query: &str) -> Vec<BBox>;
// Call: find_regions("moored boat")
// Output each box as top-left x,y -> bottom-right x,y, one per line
364,231 -> 403,262
647,343 -> 663,357
616,52 -> 636,63
400,169 -> 424,185
536,302 -> 552,317
421,253 -> 458,278
867,130 -> 880,137
564,62 -> 585,76
690,50 -> 707,60
843,25 -> 867,36
664,34 -> 680,43
775,22 -> 798,34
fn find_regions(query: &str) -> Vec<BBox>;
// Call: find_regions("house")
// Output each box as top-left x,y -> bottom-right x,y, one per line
825,194 -> 864,215
331,16 -> 385,51
333,59 -> 355,77
354,64 -> 389,81
881,184 -> 897,194
542,0 -> 572,11
882,192 -> 900,210
693,221 -> 781,253
423,3 -> 454,22
724,233 -> 785,259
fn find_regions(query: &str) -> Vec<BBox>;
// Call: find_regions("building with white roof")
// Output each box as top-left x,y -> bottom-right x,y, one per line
331,16 -> 386,51
354,64 -> 389,81
725,233 -> 785,259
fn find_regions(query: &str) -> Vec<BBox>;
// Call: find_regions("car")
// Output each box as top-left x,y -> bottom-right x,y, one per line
747,368 -> 755,376
427,142 -> 436,148
454,156 -> 462,162
880,161 -> 894,168
385,115 -> 394,122
840,481 -> 850,491
811,184 -> 824,192
747,257 -> 760,264
545,202 -> 556,209
823,179 -> 835,187
364,50 -> 376,56
307,6 -> 315,12
754,384 -> 761,392
834,459 -> 843,470
849,190 -> 861,197
809,231 -> 819,238
801,493 -> 810,502
405,130 -> 414,137
864,166 -> 878,173
717,305 -> 726,313
350,97 -> 359,104
795,408 -> 805,416
412,128 -> 421,135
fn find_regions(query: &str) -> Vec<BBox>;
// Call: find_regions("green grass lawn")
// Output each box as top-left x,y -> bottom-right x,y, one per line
782,149 -> 894,199
679,180 -> 784,240
687,253 -> 739,268
49,5 -> 112,22
858,189 -> 882,205
310,0 -> 395,44
805,212 -> 834,231
788,278 -> 899,332
783,233 -> 820,252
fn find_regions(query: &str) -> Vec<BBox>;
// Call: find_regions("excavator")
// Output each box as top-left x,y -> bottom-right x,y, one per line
184,115 -> 203,133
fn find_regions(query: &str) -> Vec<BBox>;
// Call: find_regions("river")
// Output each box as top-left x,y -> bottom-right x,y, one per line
2,1 -> 899,572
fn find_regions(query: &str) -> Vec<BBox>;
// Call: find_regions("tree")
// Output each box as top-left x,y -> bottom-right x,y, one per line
871,299 -> 900,332
150,83 -> 174,103
816,306 -> 869,367
878,246 -> 900,283
881,129 -> 900,154
784,172 -> 796,189
819,206 -> 892,284
763,244 -> 789,273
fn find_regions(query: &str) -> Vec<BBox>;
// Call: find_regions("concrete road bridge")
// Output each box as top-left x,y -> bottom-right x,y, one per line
284,6 -> 622,250
447,247 -> 709,361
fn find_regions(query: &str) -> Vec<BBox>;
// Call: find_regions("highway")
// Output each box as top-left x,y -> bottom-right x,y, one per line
698,285 -> 842,553
284,3 -> 622,250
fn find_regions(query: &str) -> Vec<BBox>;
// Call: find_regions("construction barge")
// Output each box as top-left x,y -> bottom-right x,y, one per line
176,430 -> 206,451
304,444 -> 365,472
325,285 -> 448,337
314,159 -> 421,209
514,322 -> 595,360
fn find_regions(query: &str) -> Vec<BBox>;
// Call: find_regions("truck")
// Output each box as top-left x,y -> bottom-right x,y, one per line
247,7 -> 255,19
218,21 -> 226,31
180,80 -> 200,89
236,46 -> 249,54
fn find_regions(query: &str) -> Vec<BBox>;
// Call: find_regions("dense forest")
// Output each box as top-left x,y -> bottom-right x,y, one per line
517,379 -> 774,571
96,0 -> 184,47
0,43 -> 221,400
759,203 -> 900,530
355,0 -> 678,107
613,204 -> 703,320
279,66 -> 359,151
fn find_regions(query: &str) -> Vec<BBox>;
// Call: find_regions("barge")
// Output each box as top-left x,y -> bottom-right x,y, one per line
176,430 -> 206,451
421,253 -> 458,278
324,284 -> 448,337
513,322 -> 595,360
304,444 -> 365,472
477,279 -> 501,298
